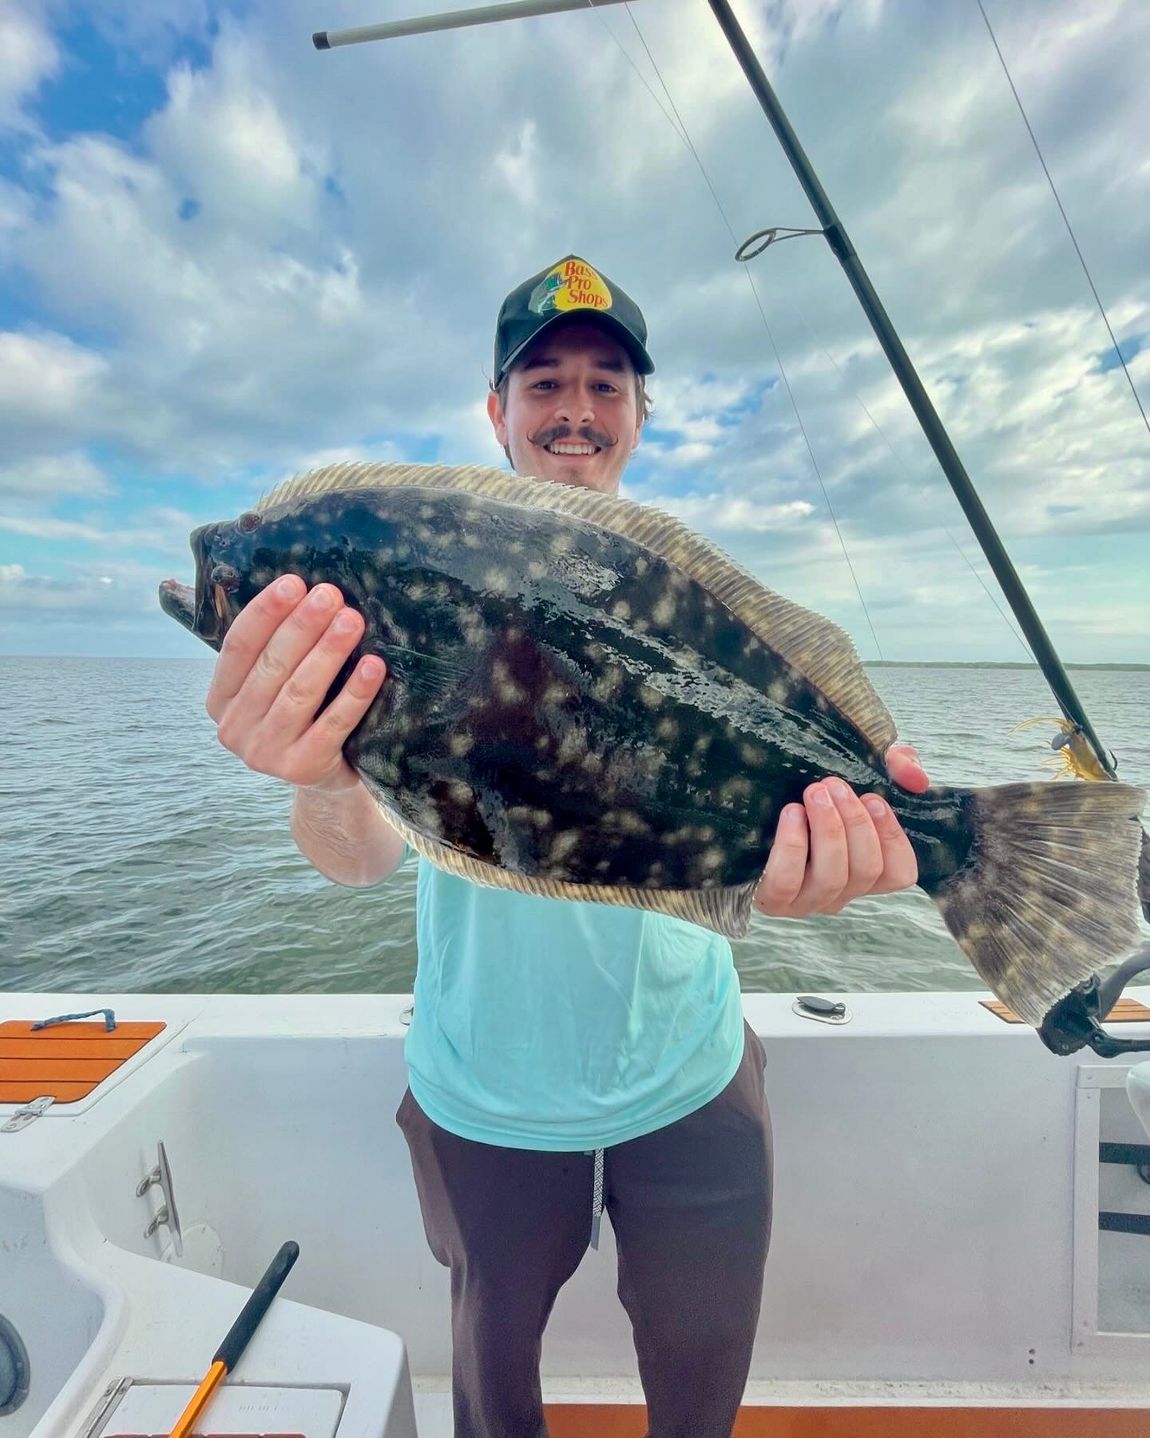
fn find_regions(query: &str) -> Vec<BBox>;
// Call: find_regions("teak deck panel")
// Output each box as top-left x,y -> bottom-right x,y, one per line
0,1020 -> 166,1103
544,1406 -> 1149,1436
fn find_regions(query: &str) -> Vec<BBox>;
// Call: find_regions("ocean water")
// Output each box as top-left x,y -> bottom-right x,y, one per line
1,657 -> 1147,996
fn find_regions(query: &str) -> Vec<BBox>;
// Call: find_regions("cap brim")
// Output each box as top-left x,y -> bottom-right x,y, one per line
498,310 -> 654,384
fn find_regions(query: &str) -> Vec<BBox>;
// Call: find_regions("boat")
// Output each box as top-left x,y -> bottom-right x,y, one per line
4,990 -> 1150,1436
5,3 -> 1149,1435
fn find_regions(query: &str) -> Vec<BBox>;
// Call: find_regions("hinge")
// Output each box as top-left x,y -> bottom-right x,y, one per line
1,1096 -> 55,1133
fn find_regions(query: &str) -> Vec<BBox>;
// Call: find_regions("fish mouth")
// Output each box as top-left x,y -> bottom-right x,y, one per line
157,576 -> 228,652
157,523 -> 230,651
158,578 -> 197,632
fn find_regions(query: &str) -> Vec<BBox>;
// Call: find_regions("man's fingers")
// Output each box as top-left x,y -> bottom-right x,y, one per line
238,584 -> 350,723
754,804 -> 809,912
823,778 -> 884,904
798,782 -> 850,912
265,602 -> 364,722
205,574 -> 306,721
288,654 -> 388,784
885,742 -> 929,794
860,793 -> 919,893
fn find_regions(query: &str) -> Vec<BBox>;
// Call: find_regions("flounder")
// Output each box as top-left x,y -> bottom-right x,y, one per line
160,461 -> 1146,1029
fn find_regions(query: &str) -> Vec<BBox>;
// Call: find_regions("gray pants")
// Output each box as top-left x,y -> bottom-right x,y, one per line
396,1020 -> 773,1438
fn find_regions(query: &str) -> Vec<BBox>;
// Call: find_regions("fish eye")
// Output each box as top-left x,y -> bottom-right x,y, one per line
237,510 -> 261,533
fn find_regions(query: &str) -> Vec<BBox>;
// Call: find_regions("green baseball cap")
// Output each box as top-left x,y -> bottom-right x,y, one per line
493,255 -> 654,385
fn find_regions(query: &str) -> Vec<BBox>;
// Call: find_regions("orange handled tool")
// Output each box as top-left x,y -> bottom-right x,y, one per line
168,1240 -> 300,1438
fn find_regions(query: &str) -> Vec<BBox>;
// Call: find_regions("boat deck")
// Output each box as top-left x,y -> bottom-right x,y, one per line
540,1407 -> 1148,1436
3,989 -> 1150,1438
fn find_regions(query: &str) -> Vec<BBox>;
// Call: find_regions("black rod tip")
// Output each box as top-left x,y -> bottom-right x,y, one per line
312,31 -> 331,50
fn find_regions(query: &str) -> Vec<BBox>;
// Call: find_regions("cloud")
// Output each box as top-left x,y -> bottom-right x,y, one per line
0,2 -> 59,131
0,451 -> 111,499
0,0 -> 1146,661
0,330 -> 110,455
0,506 -> 197,556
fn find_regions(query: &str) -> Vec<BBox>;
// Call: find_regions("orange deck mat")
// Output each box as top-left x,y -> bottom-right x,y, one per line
0,1020 -> 166,1104
981,997 -> 1150,1024
545,1406 -> 1149,1437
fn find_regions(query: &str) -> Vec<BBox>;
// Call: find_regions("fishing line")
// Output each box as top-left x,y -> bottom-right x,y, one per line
943,529 -> 1033,659
771,295 -> 1037,661
976,0 -> 1150,442
579,2 -> 690,143
583,0 -> 886,661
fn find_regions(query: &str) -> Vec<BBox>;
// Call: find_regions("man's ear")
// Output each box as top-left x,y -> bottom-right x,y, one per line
487,388 -> 508,449
630,416 -> 644,453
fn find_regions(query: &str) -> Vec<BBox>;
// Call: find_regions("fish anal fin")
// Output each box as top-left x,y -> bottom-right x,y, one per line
365,779 -> 758,939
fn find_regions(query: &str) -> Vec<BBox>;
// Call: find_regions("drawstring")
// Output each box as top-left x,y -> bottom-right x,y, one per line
589,1148 -> 605,1249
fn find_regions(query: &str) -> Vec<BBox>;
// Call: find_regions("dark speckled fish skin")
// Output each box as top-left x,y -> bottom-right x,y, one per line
184,488 -> 973,895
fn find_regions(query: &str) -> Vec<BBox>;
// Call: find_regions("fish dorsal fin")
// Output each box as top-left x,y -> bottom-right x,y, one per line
258,461 -> 897,753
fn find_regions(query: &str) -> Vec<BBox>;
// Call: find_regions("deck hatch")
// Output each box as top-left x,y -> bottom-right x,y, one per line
0,1020 -> 167,1104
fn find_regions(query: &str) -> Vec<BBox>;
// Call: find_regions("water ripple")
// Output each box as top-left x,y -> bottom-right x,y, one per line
2,656 -> 1146,996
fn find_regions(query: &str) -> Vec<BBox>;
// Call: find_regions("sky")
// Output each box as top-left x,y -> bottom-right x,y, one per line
0,0 -> 1147,663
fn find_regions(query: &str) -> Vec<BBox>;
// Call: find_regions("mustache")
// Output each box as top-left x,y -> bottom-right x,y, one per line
529,424 -> 617,451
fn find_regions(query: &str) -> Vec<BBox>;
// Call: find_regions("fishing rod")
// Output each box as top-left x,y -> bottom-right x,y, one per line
705,0 -> 1116,782
311,0 -> 1149,1055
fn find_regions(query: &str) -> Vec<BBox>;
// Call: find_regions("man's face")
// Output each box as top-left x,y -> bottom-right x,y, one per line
487,319 -> 644,495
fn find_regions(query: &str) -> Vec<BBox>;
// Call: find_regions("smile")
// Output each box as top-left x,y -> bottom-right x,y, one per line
546,442 -> 599,455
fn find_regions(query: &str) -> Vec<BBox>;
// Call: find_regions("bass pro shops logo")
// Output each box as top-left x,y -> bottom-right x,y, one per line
528,258 -> 613,318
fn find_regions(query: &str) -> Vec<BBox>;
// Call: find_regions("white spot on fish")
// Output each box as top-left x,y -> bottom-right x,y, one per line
449,733 -> 474,756
558,730 -> 587,764
483,568 -> 513,594
652,595 -> 676,627
592,669 -> 624,702
606,810 -> 649,836
498,679 -> 527,705
549,830 -> 581,864
719,776 -> 754,806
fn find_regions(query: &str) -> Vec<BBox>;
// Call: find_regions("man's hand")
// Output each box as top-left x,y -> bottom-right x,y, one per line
205,575 -> 387,792
753,743 -> 928,919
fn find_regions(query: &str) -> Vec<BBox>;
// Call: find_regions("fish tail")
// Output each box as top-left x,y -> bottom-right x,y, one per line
923,780 -> 1146,1026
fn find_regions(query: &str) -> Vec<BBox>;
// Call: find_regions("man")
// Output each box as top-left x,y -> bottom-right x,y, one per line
205,256 -> 927,1437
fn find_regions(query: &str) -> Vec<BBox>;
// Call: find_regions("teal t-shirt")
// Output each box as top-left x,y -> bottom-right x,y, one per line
404,856 -> 747,1151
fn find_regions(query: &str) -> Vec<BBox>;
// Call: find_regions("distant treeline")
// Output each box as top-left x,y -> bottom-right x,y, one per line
864,661 -> 1149,671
